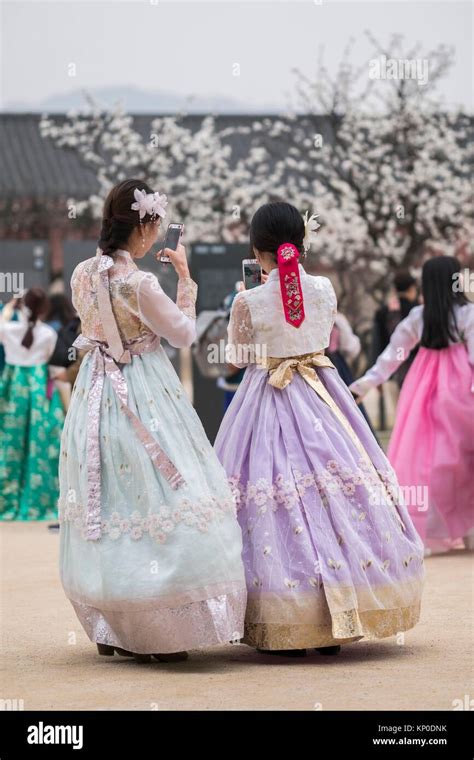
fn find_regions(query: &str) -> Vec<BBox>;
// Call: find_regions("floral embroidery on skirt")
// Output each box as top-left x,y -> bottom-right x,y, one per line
0,364 -> 64,520
215,362 -> 425,650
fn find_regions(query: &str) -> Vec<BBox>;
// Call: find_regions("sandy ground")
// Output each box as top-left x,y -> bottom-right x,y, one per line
1,522 -> 472,712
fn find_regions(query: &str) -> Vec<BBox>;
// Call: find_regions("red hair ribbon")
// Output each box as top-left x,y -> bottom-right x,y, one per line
277,243 -> 305,328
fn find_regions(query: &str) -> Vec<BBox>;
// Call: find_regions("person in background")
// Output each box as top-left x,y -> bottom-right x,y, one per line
327,311 -> 361,385
0,298 -> 20,375
47,312 -> 83,533
350,256 -> 474,556
0,288 -> 64,520
327,311 -> 379,441
47,296 -> 82,413
49,316 -> 83,388
45,294 -> 76,333
371,270 -> 419,387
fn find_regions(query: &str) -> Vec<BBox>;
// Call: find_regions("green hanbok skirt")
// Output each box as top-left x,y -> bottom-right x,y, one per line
0,363 -> 64,520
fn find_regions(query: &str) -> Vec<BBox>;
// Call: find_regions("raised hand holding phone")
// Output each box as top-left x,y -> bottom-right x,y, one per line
242,259 -> 262,290
156,241 -> 189,278
156,222 -> 189,277
159,223 -> 184,264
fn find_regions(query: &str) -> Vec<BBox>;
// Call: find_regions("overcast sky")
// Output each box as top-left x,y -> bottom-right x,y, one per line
1,0 -> 472,113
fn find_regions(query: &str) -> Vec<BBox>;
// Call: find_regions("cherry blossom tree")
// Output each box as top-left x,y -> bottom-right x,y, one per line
39,34 -> 473,329
228,34 -> 473,323
40,96 -> 237,242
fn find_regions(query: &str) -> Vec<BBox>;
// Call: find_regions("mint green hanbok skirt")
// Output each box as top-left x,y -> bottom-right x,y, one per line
59,343 -> 246,654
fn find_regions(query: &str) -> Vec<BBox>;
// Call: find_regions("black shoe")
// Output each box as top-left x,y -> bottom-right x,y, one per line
96,644 -> 151,662
315,645 -> 341,656
257,648 -> 306,657
48,523 -> 60,532
152,651 -> 188,662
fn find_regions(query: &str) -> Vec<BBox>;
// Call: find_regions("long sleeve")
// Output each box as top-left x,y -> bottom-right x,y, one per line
45,326 -> 59,361
350,306 -> 423,397
225,292 -> 255,368
137,272 -> 197,348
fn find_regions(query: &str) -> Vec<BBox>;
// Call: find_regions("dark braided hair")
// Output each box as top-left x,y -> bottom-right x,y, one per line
98,178 -> 157,256
249,202 -> 305,260
21,288 -> 49,349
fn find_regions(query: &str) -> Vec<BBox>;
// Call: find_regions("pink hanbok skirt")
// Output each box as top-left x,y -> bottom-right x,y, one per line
388,343 -> 474,553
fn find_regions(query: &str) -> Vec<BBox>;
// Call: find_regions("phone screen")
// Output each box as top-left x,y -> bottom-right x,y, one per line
242,259 -> 262,289
160,224 -> 183,263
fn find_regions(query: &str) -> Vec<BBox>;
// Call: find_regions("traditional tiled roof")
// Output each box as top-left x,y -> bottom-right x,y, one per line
0,112 -> 330,200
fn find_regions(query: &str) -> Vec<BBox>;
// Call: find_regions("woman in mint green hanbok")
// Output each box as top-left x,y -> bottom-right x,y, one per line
0,288 -> 64,520
59,179 -> 246,662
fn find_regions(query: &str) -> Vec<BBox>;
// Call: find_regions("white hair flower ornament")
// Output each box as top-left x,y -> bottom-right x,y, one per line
131,188 -> 168,220
302,211 -> 320,253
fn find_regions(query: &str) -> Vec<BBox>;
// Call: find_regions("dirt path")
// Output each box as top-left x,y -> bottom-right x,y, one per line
1,523 -> 472,711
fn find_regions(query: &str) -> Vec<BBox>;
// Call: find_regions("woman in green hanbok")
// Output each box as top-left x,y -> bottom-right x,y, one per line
0,288 -> 64,520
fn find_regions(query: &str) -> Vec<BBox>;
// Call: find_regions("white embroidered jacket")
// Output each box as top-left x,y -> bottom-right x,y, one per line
227,264 -> 337,367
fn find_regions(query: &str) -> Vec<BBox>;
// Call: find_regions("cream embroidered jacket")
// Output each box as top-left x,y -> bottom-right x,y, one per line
226,264 -> 337,367
71,249 -> 198,349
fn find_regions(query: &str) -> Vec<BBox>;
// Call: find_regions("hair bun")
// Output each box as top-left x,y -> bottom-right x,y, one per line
98,178 -> 155,256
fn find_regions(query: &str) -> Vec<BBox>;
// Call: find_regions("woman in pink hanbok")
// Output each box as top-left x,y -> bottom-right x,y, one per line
351,256 -> 474,555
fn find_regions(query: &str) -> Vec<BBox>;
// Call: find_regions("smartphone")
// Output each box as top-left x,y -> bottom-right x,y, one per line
159,223 -> 184,263
242,258 -> 262,289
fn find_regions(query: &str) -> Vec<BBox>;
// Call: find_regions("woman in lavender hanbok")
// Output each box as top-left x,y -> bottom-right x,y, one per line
59,180 -> 246,662
214,202 -> 424,656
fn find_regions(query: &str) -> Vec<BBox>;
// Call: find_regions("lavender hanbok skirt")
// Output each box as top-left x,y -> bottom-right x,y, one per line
215,362 -> 424,650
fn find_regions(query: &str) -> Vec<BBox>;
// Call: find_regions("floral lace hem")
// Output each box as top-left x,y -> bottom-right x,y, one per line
243,602 -> 421,649
70,587 -> 247,654
58,492 -> 236,543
